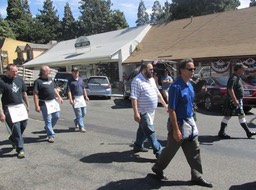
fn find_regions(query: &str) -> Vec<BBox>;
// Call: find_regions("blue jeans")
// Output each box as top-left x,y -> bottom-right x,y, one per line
5,109 -> 27,153
41,104 -> 60,138
73,106 -> 86,129
134,113 -> 163,156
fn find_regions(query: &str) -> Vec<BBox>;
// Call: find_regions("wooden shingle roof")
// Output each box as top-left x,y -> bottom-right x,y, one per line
124,7 -> 256,63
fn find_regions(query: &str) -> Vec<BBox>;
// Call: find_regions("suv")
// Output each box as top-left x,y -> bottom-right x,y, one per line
123,60 -> 177,99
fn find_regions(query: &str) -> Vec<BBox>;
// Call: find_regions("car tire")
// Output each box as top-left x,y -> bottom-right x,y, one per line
204,95 -> 213,111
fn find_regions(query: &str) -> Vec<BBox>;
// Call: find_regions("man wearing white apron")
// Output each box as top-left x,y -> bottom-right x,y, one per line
33,66 -> 63,143
67,67 -> 89,132
0,64 -> 29,159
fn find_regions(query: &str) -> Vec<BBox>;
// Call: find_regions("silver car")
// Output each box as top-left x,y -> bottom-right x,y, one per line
85,76 -> 112,99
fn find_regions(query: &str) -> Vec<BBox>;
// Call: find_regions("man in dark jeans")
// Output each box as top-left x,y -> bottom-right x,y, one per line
0,64 -> 30,159
218,62 -> 256,139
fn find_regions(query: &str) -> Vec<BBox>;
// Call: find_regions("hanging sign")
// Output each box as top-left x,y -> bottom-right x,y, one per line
243,58 -> 256,72
210,60 -> 230,73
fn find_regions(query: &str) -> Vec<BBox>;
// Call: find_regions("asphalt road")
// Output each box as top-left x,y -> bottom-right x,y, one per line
0,96 -> 255,190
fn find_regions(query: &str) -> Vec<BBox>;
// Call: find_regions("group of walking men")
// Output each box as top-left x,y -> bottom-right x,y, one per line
130,58 -> 256,188
0,64 -> 88,158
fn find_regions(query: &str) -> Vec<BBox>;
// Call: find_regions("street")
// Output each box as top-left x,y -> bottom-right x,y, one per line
0,96 -> 255,190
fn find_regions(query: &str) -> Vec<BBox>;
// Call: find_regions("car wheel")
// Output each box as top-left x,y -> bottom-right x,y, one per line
204,95 -> 213,111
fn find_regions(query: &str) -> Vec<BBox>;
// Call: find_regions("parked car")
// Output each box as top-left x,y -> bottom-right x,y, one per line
195,76 -> 256,113
85,76 -> 112,99
123,60 -> 177,99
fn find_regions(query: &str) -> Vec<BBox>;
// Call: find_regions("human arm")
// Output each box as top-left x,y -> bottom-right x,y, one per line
228,89 -> 239,107
158,91 -> 168,111
22,91 -> 30,112
131,98 -> 140,123
54,88 -> 63,104
67,91 -> 73,105
0,94 -> 5,122
33,91 -> 40,112
83,88 -> 89,101
169,108 -> 182,142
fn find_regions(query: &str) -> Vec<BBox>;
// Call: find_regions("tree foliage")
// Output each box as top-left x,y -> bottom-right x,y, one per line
62,3 -> 77,40
0,15 -> 15,39
136,0 -> 149,26
36,0 -> 61,43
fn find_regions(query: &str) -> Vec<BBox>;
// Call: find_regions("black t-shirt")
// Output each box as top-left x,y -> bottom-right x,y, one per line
67,77 -> 85,99
0,79 -> 6,95
1,76 -> 26,108
227,74 -> 243,99
33,77 -> 56,104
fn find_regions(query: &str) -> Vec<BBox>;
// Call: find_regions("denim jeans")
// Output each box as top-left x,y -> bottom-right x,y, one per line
41,104 -> 60,138
5,109 -> 27,153
134,112 -> 163,156
73,106 -> 86,129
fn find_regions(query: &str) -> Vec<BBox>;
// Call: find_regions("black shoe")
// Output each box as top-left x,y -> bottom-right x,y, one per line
191,177 -> 213,188
247,131 -> 256,139
152,167 -> 168,181
133,146 -> 148,153
218,132 -> 231,139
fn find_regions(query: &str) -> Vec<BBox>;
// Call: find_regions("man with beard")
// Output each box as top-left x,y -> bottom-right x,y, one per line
130,62 -> 168,158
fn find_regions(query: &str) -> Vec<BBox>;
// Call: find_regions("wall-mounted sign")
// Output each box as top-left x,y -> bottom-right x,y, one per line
211,60 -> 230,73
75,36 -> 90,48
243,58 -> 256,72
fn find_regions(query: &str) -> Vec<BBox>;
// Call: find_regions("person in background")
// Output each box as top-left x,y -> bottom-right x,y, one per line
67,67 -> 89,132
218,62 -> 256,139
33,66 -> 63,143
0,64 -> 29,159
130,62 -> 168,158
152,58 -> 213,188
161,69 -> 173,102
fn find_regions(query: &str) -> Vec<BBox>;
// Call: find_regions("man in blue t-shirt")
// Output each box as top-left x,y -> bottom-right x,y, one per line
67,67 -> 89,132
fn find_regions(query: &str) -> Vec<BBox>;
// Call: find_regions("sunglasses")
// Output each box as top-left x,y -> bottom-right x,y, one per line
184,68 -> 196,72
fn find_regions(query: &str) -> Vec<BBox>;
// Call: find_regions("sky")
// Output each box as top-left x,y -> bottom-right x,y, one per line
0,0 -> 252,27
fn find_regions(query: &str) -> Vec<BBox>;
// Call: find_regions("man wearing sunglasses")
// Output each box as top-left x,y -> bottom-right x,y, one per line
152,58 -> 213,188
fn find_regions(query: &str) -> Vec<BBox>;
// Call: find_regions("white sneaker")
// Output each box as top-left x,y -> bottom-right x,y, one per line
80,128 -> 86,133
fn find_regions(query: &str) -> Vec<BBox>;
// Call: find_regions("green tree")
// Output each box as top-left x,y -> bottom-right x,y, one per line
136,0 -> 149,26
0,15 -> 16,39
62,3 -> 77,40
36,0 -> 61,43
108,10 -> 129,30
170,0 -> 240,20
150,1 -> 163,25
250,0 -> 256,6
6,0 -> 33,41
78,0 -> 127,36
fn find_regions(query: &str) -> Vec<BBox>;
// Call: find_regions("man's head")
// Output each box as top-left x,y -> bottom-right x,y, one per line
39,65 -> 51,78
5,64 -> 18,79
178,58 -> 195,80
234,63 -> 248,72
72,67 -> 79,78
140,62 -> 154,79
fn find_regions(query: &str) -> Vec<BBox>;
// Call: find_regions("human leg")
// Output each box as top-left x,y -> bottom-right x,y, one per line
73,107 -> 85,130
140,113 -> 162,156
41,105 -> 55,138
218,116 -> 231,138
238,116 -> 256,138
133,123 -> 148,152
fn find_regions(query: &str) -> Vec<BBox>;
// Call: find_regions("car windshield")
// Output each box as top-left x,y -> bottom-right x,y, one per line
88,77 -> 108,84
214,77 -> 228,86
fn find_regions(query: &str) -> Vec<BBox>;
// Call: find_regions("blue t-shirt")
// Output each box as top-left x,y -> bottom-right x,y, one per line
168,77 -> 194,120
67,77 -> 85,99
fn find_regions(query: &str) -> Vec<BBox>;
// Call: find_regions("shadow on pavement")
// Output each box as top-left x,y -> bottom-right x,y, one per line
97,174 -> 191,190
80,150 -> 156,163
112,98 -> 132,109
229,181 -> 256,190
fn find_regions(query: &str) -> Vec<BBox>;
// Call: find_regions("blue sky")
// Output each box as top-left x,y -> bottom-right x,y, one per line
0,0 -> 252,27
